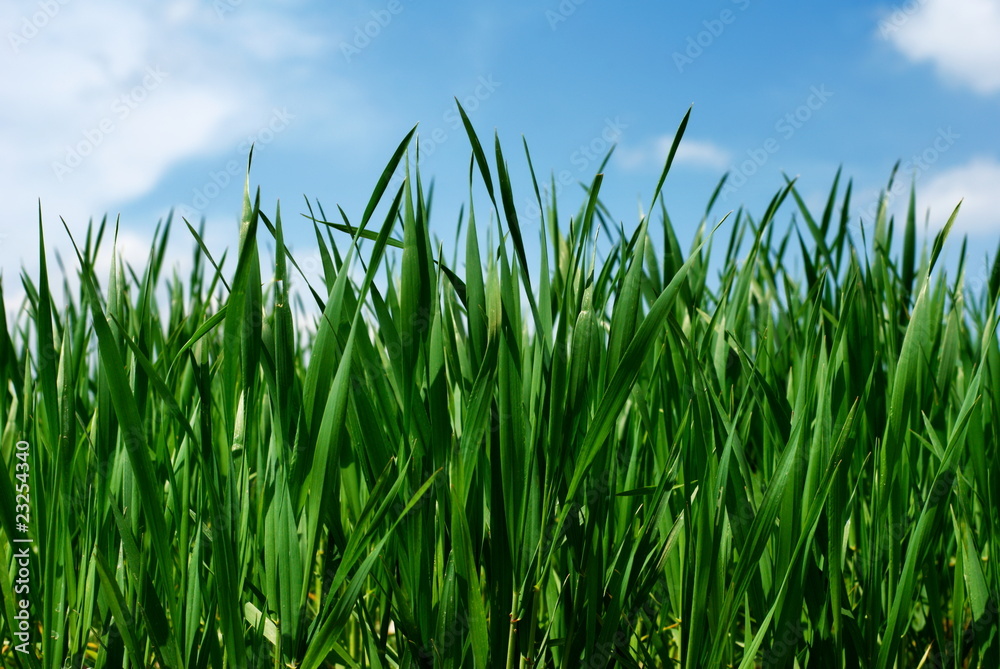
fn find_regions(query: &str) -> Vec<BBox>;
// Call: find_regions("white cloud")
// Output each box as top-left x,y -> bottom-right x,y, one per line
0,1 -> 390,305
853,158 -> 999,238
916,157 -> 1000,235
882,0 -> 1000,95
617,136 -> 731,171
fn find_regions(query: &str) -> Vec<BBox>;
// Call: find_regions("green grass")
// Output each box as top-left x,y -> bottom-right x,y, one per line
1,106 -> 999,667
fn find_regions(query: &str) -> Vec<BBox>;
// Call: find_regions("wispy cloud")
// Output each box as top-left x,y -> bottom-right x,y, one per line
616,136 -> 731,171
2,2 -> 301,210
881,0 -> 1000,95
917,157 -> 1000,234
0,0 -> 382,287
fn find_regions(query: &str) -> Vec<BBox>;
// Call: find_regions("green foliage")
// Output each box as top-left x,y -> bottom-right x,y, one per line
1,108 -> 998,668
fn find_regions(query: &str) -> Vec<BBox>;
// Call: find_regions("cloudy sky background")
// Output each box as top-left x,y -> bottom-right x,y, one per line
2,0 -> 999,311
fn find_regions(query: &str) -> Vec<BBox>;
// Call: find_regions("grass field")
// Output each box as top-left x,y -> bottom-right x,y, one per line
1,107 -> 998,668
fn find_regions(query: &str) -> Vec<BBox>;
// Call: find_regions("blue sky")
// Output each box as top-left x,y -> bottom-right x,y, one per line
2,0 -> 999,308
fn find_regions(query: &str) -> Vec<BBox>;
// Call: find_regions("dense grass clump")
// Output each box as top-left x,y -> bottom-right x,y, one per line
1,108 -> 999,668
